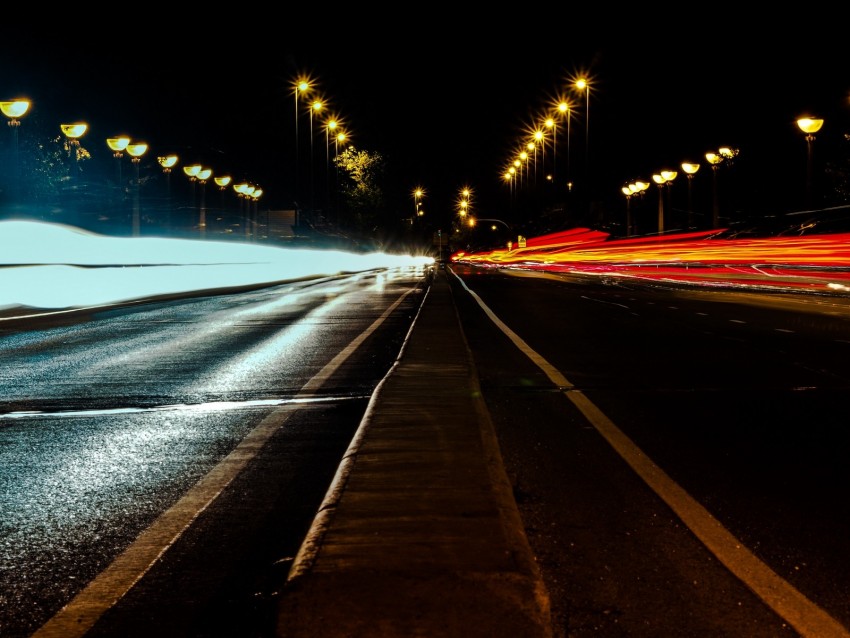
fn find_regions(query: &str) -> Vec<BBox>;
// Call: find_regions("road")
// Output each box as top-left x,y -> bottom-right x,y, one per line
0,268 -> 428,638
447,264 -> 850,637
3,261 -> 850,637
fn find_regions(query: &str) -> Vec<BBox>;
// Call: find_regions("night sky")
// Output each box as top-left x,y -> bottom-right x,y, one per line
2,36 -> 848,237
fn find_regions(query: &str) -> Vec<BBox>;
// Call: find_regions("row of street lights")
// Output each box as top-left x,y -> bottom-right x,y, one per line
622,113 -> 824,237
501,75 -> 592,201
291,76 -> 352,221
623,147 -> 738,236
1,97 -> 265,238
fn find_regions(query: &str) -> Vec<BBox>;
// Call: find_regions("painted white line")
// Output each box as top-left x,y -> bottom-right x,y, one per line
454,272 -> 850,638
32,285 -> 419,638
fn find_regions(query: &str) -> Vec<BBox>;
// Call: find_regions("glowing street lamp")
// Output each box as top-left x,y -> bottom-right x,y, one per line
293,77 -> 311,208
1,99 -> 31,201
621,185 -> 633,237
309,99 -> 323,212
652,173 -> 668,234
660,169 -> 678,231
705,151 -> 725,228
106,136 -> 131,192
126,142 -> 148,236
413,187 -> 425,219
681,161 -> 700,229
195,167 -> 212,236
797,116 -> 824,209
60,123 -> 88,177
574,77 -> 590,170
251,187 -> 263,239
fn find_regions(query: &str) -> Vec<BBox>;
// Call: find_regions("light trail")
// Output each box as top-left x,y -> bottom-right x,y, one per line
452,227 -> 850,293
0,220 -> 433,311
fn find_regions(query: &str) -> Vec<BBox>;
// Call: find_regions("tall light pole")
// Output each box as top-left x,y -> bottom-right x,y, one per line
1,99 -> 31,203
652,173 -> 668,234
107,136 -> 130,212
182,163 -> 202,234
195,167 -> 212,237
797,116 -> 824,209
60,123 -> 88,181
681,161 -> 700,229
574,77 -> 590,172
413,187 -> 425,221
293,77 -> 311,213
251,188 -> 263,240
660,169 -> 678,231
214,174 -> 232,228
621,186 -> 633,237
126,142 -> 148,236
309,99 -> 323,215
628,180 -> 650,235
158,154 -> 178,229
705,151 -> 724,229
325,118 -> 337,215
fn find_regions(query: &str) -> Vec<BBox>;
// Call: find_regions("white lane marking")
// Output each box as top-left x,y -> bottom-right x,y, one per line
454,272 -> 850,638
0,396 -> 366,420
31,285 -> 419,638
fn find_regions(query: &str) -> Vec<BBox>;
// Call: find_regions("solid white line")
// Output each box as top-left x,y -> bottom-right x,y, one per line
31,285 -> 419,638
453,271 -> 850,638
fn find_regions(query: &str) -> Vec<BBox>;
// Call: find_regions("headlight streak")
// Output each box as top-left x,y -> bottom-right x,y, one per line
0,220 -> 433,311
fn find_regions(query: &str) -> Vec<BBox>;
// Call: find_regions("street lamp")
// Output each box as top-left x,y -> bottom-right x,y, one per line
548,99 -> 571,185
251,187 -> 263,240
293,77 -> 311,209
681,161 -> 700,229
106,136 -> 130,196
628,180 -> 650,235
157,155 -> 178,229
309,99 -> 323,213
126,142 -> 148,236
705,151 -> 724,228
214,174 -> 232,225
413,187 -> 425,220
195,168 -> 212,237
652,173 -> 668,234
621,185 -> 633,237
60,123 -> 88,178
660,169 -> 678,231
797,116 -> 824,209
574,77 -> 590,171
1,99 -> 31,202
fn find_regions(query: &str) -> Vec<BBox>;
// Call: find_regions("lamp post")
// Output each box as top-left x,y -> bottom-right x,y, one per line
182,164 -> 202,234
214,174 -> 232,228
797,116 -> 824,209
621,185 -> 633,237
1,99 -> 31,203
106,136 -> 130,186
333,131 -> 346,221
574,77 -> 590,172
660,169 -> 678,231
681,161 -> 700,229
126,142 -> 148,236
251,187 -> 263,240
60,123 -> 88,181
628,180 -> 650,235
705,151 -> 724,228
413,187 -> 424,221
293,77 -> 311,211
309,99 -> 323,214
195,168 -> 212,237
157,154 -> 178,229
652,173 -> 668,234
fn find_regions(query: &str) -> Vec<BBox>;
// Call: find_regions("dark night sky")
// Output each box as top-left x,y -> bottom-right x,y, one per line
3,34 -> 848,235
